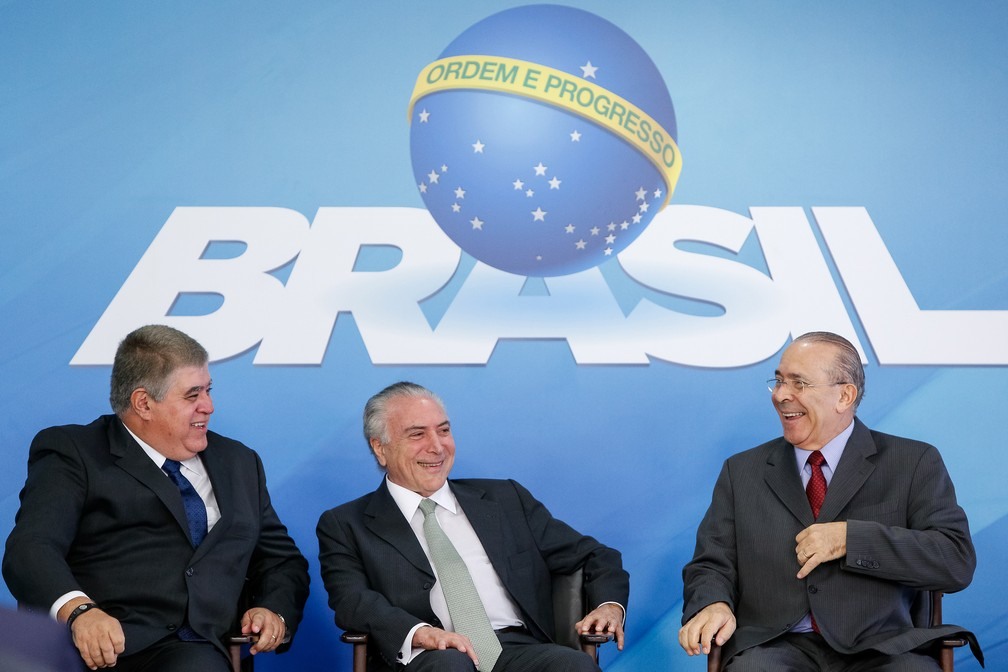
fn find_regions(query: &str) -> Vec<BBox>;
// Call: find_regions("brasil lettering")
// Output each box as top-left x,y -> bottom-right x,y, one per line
71,205 -> 1008,367
408,55 -> 681,207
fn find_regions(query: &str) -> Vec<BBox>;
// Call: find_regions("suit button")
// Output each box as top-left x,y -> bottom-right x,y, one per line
185,567 -> 195,577
168,624 -> 177,631
872,561 -> 880,569
423,582 -> 432,590
808,586 -> 818,594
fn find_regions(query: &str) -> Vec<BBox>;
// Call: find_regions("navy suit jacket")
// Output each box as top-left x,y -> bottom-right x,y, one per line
3,415 -> 310,659
682,418 -> 981,665
317,478 -> 629,671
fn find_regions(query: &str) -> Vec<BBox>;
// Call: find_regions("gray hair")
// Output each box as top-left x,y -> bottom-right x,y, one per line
110,325 -> 208,416
363,381 -> 446,450
793,331 -> 865,410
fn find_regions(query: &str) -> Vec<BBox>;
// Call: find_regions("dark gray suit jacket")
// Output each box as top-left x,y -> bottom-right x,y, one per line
682,418 -> 981,665
317,478 -> 629,671
3,415 -> 310,659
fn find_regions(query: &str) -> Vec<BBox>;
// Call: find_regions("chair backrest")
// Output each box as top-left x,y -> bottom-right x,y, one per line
551,567 -> 586,649
910,589 -> 936,628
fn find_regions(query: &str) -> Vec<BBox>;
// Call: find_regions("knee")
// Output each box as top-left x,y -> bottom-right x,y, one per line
559,651 -> 602,672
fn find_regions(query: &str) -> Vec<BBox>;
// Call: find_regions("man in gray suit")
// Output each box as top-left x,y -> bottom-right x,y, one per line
679,331 -> 981,671
317,381 -> 628,672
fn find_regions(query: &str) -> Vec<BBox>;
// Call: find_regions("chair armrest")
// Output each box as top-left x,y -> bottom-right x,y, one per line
227,632 -> 292,645
580,632 -> 613,644
340,631 -> 369,644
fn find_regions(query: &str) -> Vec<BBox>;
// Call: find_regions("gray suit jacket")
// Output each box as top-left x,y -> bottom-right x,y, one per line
682,418 -> 981,665
317,478 -> 629,671
3,415 -> 310,659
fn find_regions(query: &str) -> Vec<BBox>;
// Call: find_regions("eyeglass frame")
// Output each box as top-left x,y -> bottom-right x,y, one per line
766,377 -> 851,394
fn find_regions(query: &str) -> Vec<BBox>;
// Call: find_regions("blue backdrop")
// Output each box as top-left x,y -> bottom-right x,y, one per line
2,2 -> 1004,670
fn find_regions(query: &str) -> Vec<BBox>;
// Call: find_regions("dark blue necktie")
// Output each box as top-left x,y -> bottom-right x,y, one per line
162,459 -> 208,547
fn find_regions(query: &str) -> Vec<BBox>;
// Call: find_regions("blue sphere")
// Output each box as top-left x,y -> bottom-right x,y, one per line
409,4 -> 679,276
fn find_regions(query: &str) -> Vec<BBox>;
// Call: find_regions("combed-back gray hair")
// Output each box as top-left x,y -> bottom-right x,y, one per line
363,381 -> 446,449
793,331 -> 865,410
109,325 -> 208,416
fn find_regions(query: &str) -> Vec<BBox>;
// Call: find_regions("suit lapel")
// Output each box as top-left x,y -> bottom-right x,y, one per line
764,440 -> 816,526
452,481 -> 510,581
108,419 -> 192,542
194,440 -> 230,557
817,418 -> 877,522
364,480 -> 434,578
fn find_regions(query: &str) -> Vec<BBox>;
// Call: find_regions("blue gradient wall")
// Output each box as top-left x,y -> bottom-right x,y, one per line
2,2 -> 1004,670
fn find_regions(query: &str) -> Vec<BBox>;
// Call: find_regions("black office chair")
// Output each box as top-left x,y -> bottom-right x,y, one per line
341,568 -> 613,671
706,591 -> 967,672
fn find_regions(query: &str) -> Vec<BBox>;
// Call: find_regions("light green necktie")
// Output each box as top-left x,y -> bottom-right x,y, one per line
419,498 -> 503,672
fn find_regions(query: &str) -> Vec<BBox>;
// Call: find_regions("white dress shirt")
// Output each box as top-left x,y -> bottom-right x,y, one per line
385,478 -> 524,664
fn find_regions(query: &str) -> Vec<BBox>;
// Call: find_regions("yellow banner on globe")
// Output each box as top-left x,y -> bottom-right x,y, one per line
408,55 -> 681,208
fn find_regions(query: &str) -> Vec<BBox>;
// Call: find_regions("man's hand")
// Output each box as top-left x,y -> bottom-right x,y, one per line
241,607 -> 287,654
412,625 -> 480,667
678,601 -> 735,656
575,602 -> 626,650
60,599 -> 125,670
795,521 -> 847,579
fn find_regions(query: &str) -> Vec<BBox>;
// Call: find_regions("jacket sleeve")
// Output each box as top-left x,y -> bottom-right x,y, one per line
844,441 -> 976,591
316,505 -> 429,668
3,426 -> 90,610
681,460 -> 738,624
507,479 -> 629,613
241,452 -> 311,647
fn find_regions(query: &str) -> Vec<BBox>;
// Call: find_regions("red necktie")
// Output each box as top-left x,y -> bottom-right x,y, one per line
805,451 -> 827,633
806,451 -> 827,520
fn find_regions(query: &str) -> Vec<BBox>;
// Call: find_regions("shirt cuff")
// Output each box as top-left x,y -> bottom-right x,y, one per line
51,591 -> 90,620
399,622 -> 432,665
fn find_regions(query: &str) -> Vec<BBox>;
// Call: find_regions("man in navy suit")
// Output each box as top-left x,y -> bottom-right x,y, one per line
317,381 -> 629,672
679,331 -> 981,671
4,324 -> 309,671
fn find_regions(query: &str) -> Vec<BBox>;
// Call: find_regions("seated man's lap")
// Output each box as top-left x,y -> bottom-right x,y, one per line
407,632 -> 600,672
112,638 -> 230,672
724,634 -> 941,672
496,631 -> 600,672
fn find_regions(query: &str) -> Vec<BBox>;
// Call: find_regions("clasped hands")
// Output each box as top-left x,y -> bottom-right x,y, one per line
678,521 -> 847,656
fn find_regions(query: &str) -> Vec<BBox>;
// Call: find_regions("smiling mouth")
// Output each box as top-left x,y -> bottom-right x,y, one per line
418,460 -> 443,468
782,412 -> 805,419
191,422 -> 207,429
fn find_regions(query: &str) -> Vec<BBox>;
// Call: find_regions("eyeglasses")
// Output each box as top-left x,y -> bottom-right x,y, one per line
767,378 -> 849,394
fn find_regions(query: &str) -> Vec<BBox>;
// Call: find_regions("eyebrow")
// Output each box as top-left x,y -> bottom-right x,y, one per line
184,381 -> 212,395
403,420 -> 451,433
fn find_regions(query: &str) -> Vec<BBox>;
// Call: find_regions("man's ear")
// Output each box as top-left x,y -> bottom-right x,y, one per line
130,388 -> 153,420
370,438 -> 387,467
836,383 -> 858,413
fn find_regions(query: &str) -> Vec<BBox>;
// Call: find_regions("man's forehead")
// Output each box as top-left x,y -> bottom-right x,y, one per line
168,365 -> 211,390
389,397 -> 447,426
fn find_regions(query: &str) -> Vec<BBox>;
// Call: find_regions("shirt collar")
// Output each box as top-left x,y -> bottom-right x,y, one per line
121,420 -> 206,476
385,477 -> 457,521
794,419 -> 855,473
